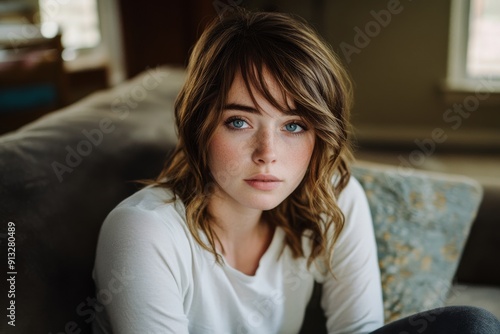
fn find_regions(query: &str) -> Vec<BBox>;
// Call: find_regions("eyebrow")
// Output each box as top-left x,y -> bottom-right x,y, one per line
223,103 -> 260,113
223,103 -> 299,115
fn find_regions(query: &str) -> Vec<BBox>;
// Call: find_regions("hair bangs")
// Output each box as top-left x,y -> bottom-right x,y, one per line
233,48 -> 296,116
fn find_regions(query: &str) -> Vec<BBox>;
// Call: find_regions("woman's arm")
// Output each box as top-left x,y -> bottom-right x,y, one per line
321,176 -> 384,334
92,206 -> 191,333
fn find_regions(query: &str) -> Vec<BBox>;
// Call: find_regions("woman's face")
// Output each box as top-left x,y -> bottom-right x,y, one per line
207,70 -> 315,212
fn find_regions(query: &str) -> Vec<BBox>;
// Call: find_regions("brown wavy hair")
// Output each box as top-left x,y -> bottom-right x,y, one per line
155,9 -> 354,271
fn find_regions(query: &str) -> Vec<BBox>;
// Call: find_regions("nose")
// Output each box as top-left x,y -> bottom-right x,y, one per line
252,129 -> 277,165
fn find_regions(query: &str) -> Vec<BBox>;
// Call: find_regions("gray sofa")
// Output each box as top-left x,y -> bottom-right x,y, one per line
0,67 -> 498,333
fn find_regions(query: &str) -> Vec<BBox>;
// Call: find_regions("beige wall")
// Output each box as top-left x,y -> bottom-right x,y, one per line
325,0 -> 500,149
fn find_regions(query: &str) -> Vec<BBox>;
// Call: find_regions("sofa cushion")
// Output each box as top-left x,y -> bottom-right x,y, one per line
352,161 -> 483,323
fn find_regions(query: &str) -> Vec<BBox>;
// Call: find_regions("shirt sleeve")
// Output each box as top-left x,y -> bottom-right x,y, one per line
92,206 -> 191,334
321,176 -> 384,334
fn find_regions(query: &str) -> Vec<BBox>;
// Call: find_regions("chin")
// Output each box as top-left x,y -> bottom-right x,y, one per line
244,196 -> 286,211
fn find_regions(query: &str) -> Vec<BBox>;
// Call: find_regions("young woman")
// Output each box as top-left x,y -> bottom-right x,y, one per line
92,9 -> 500,334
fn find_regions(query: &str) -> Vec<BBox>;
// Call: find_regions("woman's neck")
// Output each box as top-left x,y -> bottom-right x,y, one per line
207,191 -> 275,275
208,191 -> 265,242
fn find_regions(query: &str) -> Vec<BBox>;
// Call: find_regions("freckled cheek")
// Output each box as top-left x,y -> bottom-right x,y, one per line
297,145 -> 314,171
282,138 -> 315,171
208,134 -> 246,176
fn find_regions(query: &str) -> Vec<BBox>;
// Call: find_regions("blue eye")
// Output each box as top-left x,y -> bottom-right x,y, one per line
231,119 -> 246,128
224,117 -> 249,130
285,123 -> 304,133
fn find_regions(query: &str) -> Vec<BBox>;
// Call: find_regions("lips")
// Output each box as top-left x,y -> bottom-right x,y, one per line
245,174 -> 281,182
244,174 -> 282,190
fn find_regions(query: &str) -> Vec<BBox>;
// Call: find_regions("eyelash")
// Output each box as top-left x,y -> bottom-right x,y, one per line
223,116 -> 308,135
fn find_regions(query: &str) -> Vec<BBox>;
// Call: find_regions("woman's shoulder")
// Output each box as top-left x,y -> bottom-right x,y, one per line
115,185 -> 184,214
334,174 -> 367,210
328,174 -> 373,251
93,187 -> 197,300
100,186 -> 190,245
334,174 -> 374,245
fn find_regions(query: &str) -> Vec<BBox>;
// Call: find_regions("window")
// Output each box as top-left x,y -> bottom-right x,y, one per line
37,0 -> 125,85
38,0 -> 101,61
467,0 -> 500,77
447,0 -> 500,91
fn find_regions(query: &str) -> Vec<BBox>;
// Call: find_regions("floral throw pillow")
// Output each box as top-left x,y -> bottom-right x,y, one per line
352,161 -> 483,322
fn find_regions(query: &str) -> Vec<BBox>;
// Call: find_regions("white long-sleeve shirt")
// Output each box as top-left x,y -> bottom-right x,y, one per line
91,176 -> 383,334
